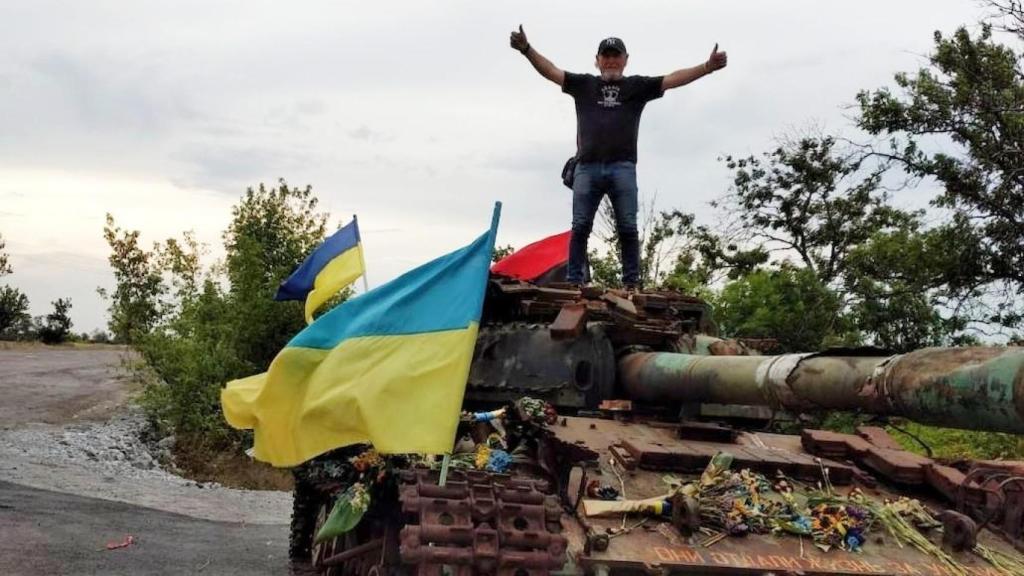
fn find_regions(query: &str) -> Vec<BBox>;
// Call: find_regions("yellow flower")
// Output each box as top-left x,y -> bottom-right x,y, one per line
350,449 -> 384,472
474,445 -> 492,469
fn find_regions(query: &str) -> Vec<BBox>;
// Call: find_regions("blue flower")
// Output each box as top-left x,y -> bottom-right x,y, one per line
486,449 -> 512,473
794,516 -> 812,532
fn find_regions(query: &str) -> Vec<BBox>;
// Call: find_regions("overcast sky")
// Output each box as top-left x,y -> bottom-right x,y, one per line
0,0 -> 987,334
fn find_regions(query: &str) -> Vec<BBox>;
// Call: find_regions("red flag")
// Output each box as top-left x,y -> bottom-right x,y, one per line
491,231 -> 571,282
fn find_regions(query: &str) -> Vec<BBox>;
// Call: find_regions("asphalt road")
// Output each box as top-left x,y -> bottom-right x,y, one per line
0,481 -> 299,576
0,346 -> 303,575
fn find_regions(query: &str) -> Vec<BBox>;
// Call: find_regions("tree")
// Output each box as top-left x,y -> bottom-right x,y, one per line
719,136 -> 916,284
659,224 -> 769,294
589,199 -> 680,288
0,233 -> 10,277
713,266 -> 852,353
0,233 -> 30,337
0,286 -> 30,336
843,221 -> 982,351
37,298 -> 73,344
985,0 -> 1024,33
159,232 -> 204,305
222,180 -> 327,371
587,201 -> 754,290
492,244 -> 515,262
130,179 -> 334,446
101,214 -> 166,343
713,135 -> 985,348
856,17 -> 1024,327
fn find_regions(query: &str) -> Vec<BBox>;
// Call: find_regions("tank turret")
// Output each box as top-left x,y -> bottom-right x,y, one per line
470,278 -> 1024,436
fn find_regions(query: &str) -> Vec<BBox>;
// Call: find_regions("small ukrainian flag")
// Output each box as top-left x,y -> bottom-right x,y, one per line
275,217 -> 365,323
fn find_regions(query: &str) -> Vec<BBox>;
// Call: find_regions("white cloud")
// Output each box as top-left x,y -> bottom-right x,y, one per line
0,0 -> 987,331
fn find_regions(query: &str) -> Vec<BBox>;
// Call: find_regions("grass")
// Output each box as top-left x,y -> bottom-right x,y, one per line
818,412 -> 1024,461
173,436 -> 294,491
886,421 -> 1024,461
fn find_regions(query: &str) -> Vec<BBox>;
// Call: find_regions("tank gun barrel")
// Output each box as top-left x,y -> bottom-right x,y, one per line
618,347 -> 1024,434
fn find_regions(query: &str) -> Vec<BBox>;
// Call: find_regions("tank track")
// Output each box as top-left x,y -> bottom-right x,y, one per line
290,470 -> 319,560
398,468 -> 567,576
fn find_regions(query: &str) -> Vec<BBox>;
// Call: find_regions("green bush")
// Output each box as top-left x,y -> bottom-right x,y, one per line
105,180 -> 332,447
712,266 -> 854,352
37,298 -> 73,345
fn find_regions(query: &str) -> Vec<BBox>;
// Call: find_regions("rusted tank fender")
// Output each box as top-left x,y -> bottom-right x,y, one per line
618,347 -> 1024,434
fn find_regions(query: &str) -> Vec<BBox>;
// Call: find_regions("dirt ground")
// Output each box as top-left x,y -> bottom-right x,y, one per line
0,344 -> 133,426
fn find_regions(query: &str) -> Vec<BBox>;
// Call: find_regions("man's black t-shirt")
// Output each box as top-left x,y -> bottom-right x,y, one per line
562,72 -> 664,163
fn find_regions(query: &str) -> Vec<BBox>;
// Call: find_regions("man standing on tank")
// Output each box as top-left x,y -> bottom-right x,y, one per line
509,26 -> 727,290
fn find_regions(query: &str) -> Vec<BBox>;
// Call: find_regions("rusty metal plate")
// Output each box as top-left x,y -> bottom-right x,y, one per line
578,523 -> 1011,576
861,447 -> 932,485
856,426 -> 905,451
548,417 -> 1023,575
552,417 -> 853,484
803,429 -> 874,459
550,302 -> 588,340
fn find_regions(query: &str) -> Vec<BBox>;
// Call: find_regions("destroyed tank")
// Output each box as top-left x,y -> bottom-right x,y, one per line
289,277 -> 1024,576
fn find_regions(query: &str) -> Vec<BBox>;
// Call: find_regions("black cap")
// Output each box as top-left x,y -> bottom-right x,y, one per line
597,37 -> 627,56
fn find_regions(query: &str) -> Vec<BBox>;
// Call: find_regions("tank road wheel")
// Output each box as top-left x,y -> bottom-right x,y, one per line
312,499 -> 341,576
339,531 -> 362,576
322,517 -> 396,576
289,474 -> 319,560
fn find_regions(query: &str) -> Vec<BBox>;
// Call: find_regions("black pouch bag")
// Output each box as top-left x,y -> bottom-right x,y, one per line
561,156 -> 578,189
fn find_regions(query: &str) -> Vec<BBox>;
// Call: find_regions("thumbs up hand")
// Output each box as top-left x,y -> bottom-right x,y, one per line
706,43 -> 728,72
510,25 -> 530,54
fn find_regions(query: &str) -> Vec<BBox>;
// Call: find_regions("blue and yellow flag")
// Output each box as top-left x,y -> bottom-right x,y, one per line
275,217 -> 365,323
222,204 -> 501,467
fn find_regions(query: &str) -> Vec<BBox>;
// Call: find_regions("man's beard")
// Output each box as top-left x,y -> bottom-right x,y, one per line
600,70 -> 623,81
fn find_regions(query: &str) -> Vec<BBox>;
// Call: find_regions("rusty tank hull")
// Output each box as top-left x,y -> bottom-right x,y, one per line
291,278 -> 1024,576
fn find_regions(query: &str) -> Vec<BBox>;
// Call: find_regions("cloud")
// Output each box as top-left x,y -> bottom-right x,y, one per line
170,143 -> 319,191
263,99 -> 331,131
295,99 -> 327,116
349,125 -> 384,141
485,141 -> 571,173
0,0 -> 990,329
29,52 -> 201,135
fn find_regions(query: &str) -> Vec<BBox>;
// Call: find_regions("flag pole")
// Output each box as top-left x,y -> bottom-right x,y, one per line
438,453 -> 451,487
490,202 -> 502,240
439,202 -> 501,488
354,214 -> 370,294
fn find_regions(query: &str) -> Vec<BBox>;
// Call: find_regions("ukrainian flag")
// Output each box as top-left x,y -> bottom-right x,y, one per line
222,204 -> 500,466
275,217 -> 365,323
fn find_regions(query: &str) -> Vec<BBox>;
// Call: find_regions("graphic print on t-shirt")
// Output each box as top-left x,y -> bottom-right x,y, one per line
562,72 -> 664,162
599,84 -> 621,108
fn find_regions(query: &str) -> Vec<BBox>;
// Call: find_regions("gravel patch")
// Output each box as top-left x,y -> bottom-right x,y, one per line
0,408 -> 291,525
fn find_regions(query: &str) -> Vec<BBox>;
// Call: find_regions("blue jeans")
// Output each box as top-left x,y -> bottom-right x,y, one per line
567,161 -> 640,286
